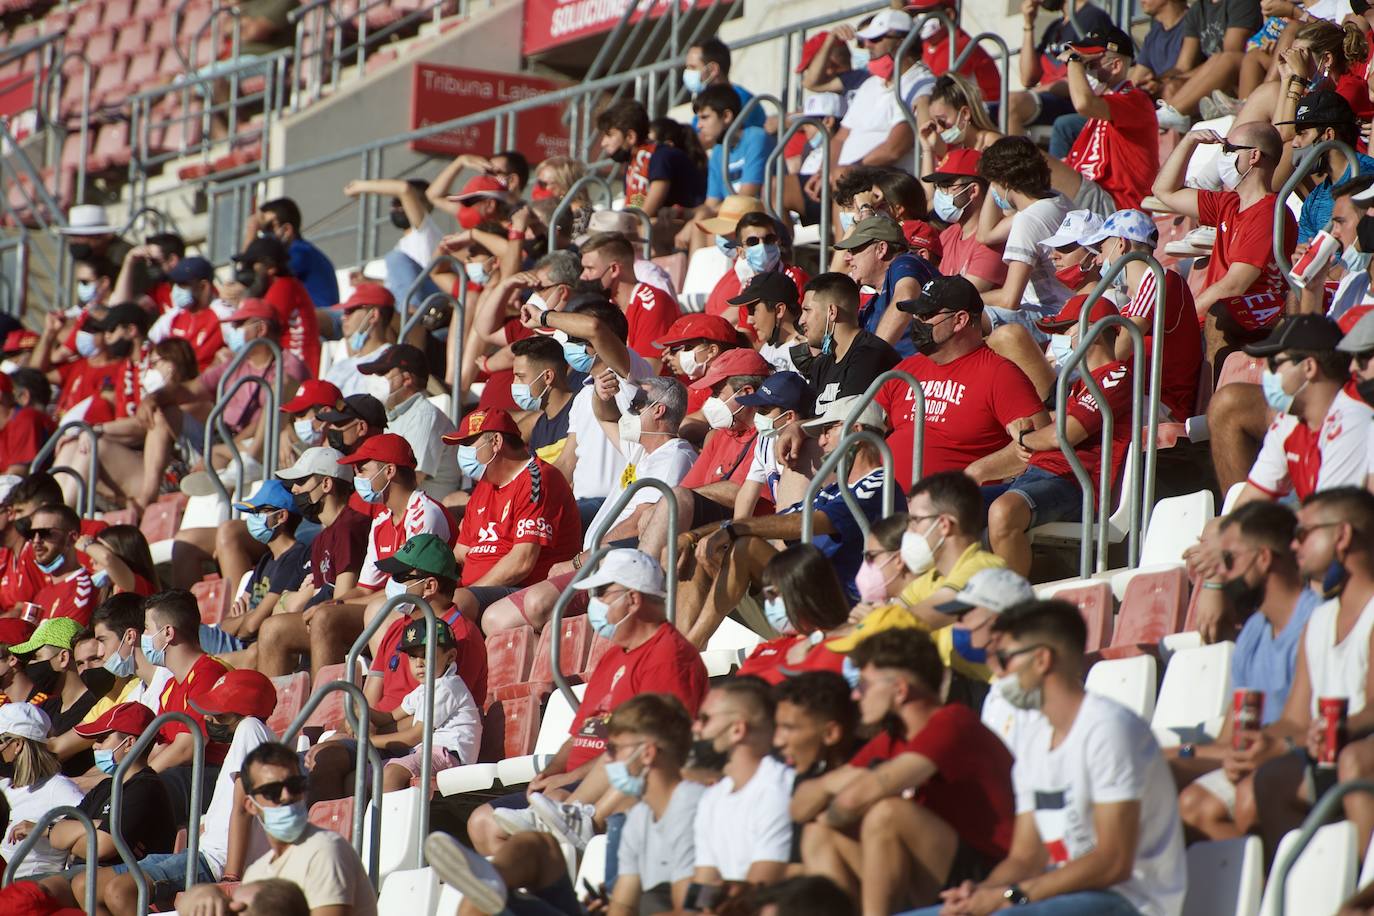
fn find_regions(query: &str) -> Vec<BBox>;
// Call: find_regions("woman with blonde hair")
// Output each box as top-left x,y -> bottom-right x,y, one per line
531,156 -> 588,206
918,74 -> 1002,185
0,704 -> 83,877
1234,18 -> 1372,131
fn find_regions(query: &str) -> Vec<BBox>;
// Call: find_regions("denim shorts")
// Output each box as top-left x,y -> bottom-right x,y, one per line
984,304 -> 1050,347
112,851 -> 216,902
982,465 -> 1084,529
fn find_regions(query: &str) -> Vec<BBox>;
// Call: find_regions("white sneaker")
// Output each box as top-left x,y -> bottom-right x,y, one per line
528,792 -> 597,851
1183,226 -> 1217,250
425,832 -> 508,915
490,804 -> 540,836
1156,101 -> 1192,133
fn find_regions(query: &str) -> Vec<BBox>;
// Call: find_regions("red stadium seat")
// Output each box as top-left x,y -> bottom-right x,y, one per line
114,21 -> 148,58
267,671 -> 311,737
308,798 -> 354,839
69,4 -> 105,40
652,253 -> 687,294
584,634 -> 615,675
89,57 -> 130,107
485,692 -> 542,760
1182,574 -> 1204,633
1215,350 -> 1266,389
1054,581 -> 1114,652
1101,566 -> 1190,659
138,493 -> 187,545
528,615 -> 591,684
83,31 -> 116,66
134,0 -> 167,21
103,0 -> 136,28
304,663 -> 351,732
99,508 -> 139,527
484,626 -> 535,697
191,576 -> 227,625
123,49 -> 163,95
89,121 -> 132,172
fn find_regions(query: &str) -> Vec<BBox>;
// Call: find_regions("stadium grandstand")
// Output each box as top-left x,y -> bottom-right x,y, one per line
5,0 -> 1374,910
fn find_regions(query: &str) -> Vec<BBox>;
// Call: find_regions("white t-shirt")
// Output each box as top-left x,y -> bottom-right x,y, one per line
386,392 -> 461,499
980,686 -> 1045,761
567,353 -> 656,499
583,438 -> 698,549
1,774 -> 85,876
838,66 -> 935,172
326,342 -> 393,399
399,664 -> 482,765
1003,195 -> 1075,316
396,213 -> 445,268
358,488 -> 455,589
132,667 -> 176,712
1246,390 -> 1373,499
1303,594 -> 1374,719
1327,269 -> 1372,325
745,433 -> 783,504
1013,693 -> 1186,916
757,340 -> 802,374
694,755 -> 795,881
620,780 -> 706,890
199,716 -> 277,877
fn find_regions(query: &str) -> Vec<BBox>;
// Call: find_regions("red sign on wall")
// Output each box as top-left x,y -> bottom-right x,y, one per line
409,63 -> 571,160
522,0 -> 719,57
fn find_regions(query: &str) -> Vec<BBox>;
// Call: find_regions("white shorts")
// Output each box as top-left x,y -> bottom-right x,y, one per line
1192,766 -> 1238,816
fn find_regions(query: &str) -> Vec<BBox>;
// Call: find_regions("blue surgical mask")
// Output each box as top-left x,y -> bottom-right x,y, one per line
353,469 -> 387,504
91,568 -> 111,589
933,188 -> 966,223
562,341 -> 595,373
715,234 -> 738,259
223,324 -> 247,353
36,552 -> 65,575
950,627 -> 988,665
1261,368 -> 1296,413
840,211 -> 857,233
821,314 -> 835,356
510,376 -> 547,411
744,243 -> 781,274
257,800 -> 309,843
465,262 -> 490,286
94,748 -> 118,775
141,632 -> 167,667
1322,558 -> 1350,599
245,512 -> 277,544
75,330 -> 100,359
1049,334 -> 1078,380
763,596 -> 793,635
171,285 -> 195,309
840,655 -> 861,689
1342,245 -> 1373,273
606,755 -> 646,798
682,68 -> 705,94
103,645 -> 137,678
587,593 -> 626,640
850,47 -> 870,71
349,329 -> 368,352
293,418 -> 322,446
77,281 -> 99,304
992,189 -> 1014,211
456,443 -> 487,480
807,130 -> 825,150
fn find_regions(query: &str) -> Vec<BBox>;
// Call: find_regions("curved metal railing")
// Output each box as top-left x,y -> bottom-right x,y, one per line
548,175 -> 615,252
547,546 -> 613,710
719,94 -> 785,192
895,11 -> 958,182
1270,779 -> 1374,916
762,117 -> 832,265
620,207 -> 654,259
2,805 -> 100,911
951,32 -> 1011,134
587,477 -> 680,624
801,428 -> 895,544
48,466 -> 88,518
214,337 -> 284,476
30,420 -> 98,515
844,369 -> 925,488
400,253 -> 465,324
1274,139 -> 1360,282
203,374 -> 274,515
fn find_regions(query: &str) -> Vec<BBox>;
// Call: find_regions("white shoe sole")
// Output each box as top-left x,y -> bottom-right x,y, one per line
424,832 -> 507,915
528,793 -> 589,851
491,806 -> 539,836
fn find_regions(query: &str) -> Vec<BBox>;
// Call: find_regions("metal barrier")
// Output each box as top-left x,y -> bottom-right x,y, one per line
621,207 -> 654,259
341,594 -> 439,870
719,94 -> 785,191
203,374 -> 274,512
801,429 -> 896,544
587,477 -> 680,624
401,253 -> 465,323
547,545 -> 613,710
1274,139 -> 1360,281
49,466 -> 88,518
844,369 -> 925,487
762,117 -> 832,264
215,337 -> 285,477
951,32 -> 1011,134
2,805 -> 100,911
1270,779 -> 1374,916
30,420 -> 98,515
447,291 -> 469,425
548,175 -> 615,253
895,11 -> 958,183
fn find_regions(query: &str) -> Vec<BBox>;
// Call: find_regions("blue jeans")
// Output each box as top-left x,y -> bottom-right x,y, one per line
900,890 -> 1141,916
1050,113 -> 1090,159
982,464 -> 1085,528
112,851 -> 216,904
199,624 -> 245,655
385,248 -> 440,311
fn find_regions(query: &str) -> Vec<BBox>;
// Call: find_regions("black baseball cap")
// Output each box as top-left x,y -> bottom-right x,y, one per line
1068,26 -> 1134,58
1277,89 -> 1355,128
398,617 -> 456,653
896,276 -> 983,317
232,235 -> 289,267
167,256 -> 215,284
1244,314 -> 1343,356
727,270 -> 801,309
86,303 -> 154,334
359,344 -> 429,382
316,393 -> 387,429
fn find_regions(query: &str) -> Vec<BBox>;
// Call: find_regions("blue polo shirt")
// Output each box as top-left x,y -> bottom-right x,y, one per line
288,237 -> 341,308
1229,587 -> 1320,725
706,125 -> 776,201
1298,152 -> 1374,243
857,252 -> 938,358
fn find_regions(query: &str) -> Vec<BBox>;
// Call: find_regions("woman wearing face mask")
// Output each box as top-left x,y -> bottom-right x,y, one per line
737,545 -> 851,685
851,515 -> 916,609
78,526 -> 160,597
0,703 -> 85,878
918,74 -> 1002,195
325,284 -> 396,399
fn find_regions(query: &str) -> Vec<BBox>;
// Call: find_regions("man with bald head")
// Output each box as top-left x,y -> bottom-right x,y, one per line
1154,121 -> 1296,360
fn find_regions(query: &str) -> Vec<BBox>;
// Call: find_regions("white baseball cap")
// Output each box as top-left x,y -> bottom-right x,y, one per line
1040,209 -> 1105,250
276,446 -> 348,481
801,395 -> 887,433
857,8 -> 913,40
0,475 -> 22,505
573,549 -> 667,598
59,204 -> 120,236
0,702 -> 52,741
933,568 -> 1036,616
802,92 -> 845,119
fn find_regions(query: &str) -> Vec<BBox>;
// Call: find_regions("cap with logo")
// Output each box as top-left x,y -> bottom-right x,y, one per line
277,446 -> 348,482
10,617 -> 81,655
856,8 -> 912,39
726,270 -> 801,309
398,618 -> 457,653
800,394 -> 887,433
2,330 -> 39,354
688,347 -> 772,390
74,702 -> 157,739
167,256 -> 215,285
190,668 -> 278,720
921,148 -> 982,183
1277,89 -> 1355,128
316,393 -> 387,429
1035,293 -> 1119,333
376,532 -> 462,581
896,275 -> 983,317
734,371 -> 815,412
653,314 -> 738,350
1243,313 -> 1344,356
442,407 -> 522,444
1040,209 -> 1105,250
281,379 -> 343,414
697,195 -> 767,236
1067,25 -> 1135,57
573,548 -> 667,598
834,216 -> 909,250
903,220 -> 943,259
1082,208 -> 1158,248
932,568 -> 1036,616
336,432 -> 418,468
233,479 -> 300,514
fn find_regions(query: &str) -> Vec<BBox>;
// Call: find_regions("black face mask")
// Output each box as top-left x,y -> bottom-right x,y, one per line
248,271 -> 271,298
1040,0 -> 1065,10
0,758 -> 13,780
609,147 -> 632,164
686,737 -> 729,771
1355,377 -> 1374,407
1221,574 -> 1265,614
206,720 -> 236,744
23,658 -> 62,696
81,666 -> 116,697
326,429 -> 352,454
13,516 -> 33,540
1358,215 -> 1374,254
295,487 -> 324,523
106,338 -> 135,359
144,263 -> 166,286
234,266 -> 258,288
390,208 -> 411,231
69,242 -> 94,260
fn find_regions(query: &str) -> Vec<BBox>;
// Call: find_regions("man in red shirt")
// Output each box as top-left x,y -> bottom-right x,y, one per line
143,589 -> 231,771
985,296 -> 1135,575
231,235 -> 321,376
910,0 -> 1003,102
442,408 -> 580,628
580,233 -> 681,370
877,277 -> 1048,490
0,372 -> 55,474
793,628 -> 1014,914
1153,120 -> 1295,358
466,549 -> 707,854
1045,28 -> 1159,213
15,505 -> 96,626
157,256 -> 224,371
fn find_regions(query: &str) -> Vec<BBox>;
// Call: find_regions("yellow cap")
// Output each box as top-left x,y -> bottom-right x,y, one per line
826,603 -> 923,653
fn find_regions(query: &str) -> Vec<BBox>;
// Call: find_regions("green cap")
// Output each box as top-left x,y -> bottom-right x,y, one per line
398,617 -> 457,652
11,617 -> 82,655
375,532 -> 460,581
833,215 -> 909,250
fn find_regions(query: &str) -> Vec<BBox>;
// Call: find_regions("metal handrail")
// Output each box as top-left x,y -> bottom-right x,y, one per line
719,94 -> 785,191
894,11 -> 957,183
1274,140 -> 1360,281
401,253 -> 465,323
39,51 -> 92,206
1054,314 -> 1145,577
951,31 -> 1011,134
401,291 -> 457,340
548,546 -> 614,709
845,369 -> 925,487
763,117 -> 832,264
204,374 -> 273,512
0,30 -> 65,68
588,478 -> 679,624
109,712 -> 206,914
1270,779 -> 1374,916
2,805 -> 100,911
621,207 -> 654,259
447,286 -> 468,425
48,466 -> 87,518
30,420 -> 98,515
121,206 -> 179,240
215,337 -> 285,476
342,594 -> 438,870
549,175 -> 615,252
802,429 -> 894,544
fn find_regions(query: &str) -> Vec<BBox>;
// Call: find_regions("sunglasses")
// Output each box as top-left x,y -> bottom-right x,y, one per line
1222,142 -> 1256,154
1294,521 -> 1341,543
249,773 -> 309,804
29,527 -> 69,542
1267,354 -> 1300,373
740,234 -> 779,248
993,643 -> 1047,669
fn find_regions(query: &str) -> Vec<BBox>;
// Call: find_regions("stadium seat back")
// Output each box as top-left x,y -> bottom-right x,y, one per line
484,626 -> 536,695
1183,837 -> 1263,916
584,635 -> 616,675
529,615 -> 592,684
577,834 -> 609,893
308,798 -> 354,841
1052,581 -> 1114,652
304,663 -> 351,732
1140,491 -> 1214,568
266,671 -> 311,737
1112,566 -> 1189,649
1216,351 -> 1266,389
1259,822 -> 1359,916
190,576 -> 228,626
1084,654 -> 1158,720
534,684 -> 587,756
139,496 -> 186,545
492,693 -> 541,759
651,253 -> 687,294
1152,641 -> 1234,747
376,867 -> 440,915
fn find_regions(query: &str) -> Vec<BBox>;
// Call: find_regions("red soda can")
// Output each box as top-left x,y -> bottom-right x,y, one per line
18,603 -> 41,625
1232,689 -> 1264,750
1318,697 -> 1349,767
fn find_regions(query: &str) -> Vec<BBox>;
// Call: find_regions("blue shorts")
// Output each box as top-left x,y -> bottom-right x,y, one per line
984,304 -> 1051,347
199,624 -> 246,655
112,851 -> 216,902
982,465 -> 1084,529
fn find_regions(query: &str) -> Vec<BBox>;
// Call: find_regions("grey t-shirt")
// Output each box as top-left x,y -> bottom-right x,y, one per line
1181,0 -> 1262,57
617,780 -> 705,894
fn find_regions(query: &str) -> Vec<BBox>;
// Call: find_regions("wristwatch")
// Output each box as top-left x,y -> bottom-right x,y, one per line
1004,885 -> 1031,906
1018,428 -> 1030,449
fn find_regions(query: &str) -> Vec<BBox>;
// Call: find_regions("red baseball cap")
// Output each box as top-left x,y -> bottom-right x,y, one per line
189,668 -> 278,720
446,175 -> 508,203
1,330 -> 38,354
796,32 -> 831,72
1036,294 -> 1120,333
74,702 -> 157,739
906,0 -> 955,11
442,407 -> 522,444
903,220 -> 943,260
654,313 -> 738,350
282,379 -> 343,414
222,298 -> 276,323
342,283 -> 395,312
689,347 -> 772,390
336,432 -> 417,468
922,147 -> 982,183
0,617 -> 35,647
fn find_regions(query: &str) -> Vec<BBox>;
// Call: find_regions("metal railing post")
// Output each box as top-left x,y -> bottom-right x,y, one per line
448,283 -> 468,425
801,430 -> 893,544
1275,140 -> 1360,281
588,478 -> 679,624
895,12 -> 957,182
763,116 -> 832,265
844,369 -> 926,487
400,253 -> 464,324
719,94 -> 785,192
2,806 -> 100,911
215,337 -> 285,477
48,466 -> 88,518
548,547 -> 613,710
951,32 -> 1011,134
549,175 -> 615,252
621,207 -> 654,259
204,374 -> 275,511
30,421 -> 99,515
1271,779 -> 1374,916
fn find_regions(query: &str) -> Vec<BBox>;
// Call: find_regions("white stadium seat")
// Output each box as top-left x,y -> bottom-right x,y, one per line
1085,654 -> 1158,721
1152,641 -> 1234,748
1183,837 -> 1263,916
1259,822 -> 1359,916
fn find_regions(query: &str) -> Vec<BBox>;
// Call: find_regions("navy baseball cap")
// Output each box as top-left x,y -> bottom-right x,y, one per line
734,371 -> 814,413
167,256 -> 215,284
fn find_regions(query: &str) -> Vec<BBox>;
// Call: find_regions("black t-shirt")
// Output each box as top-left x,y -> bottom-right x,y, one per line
530,395 -> 576,459
790,330 -> 901,415
76,767 -> 177,860
42,690 -> 101,777
649,145 -> 707,209
248,540 -> 312,609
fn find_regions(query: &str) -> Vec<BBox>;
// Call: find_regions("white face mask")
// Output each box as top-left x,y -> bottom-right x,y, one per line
900,520 -> 945,575
753,412 -> 791,438
618,412 -> 642,445
702,395 -> 739,430
140,368 -> 166,397
994,671 -> 1044,710
678,346 -> 707,379
366,373 -> 392,404
919,16 -> 942,40
1218,149 -> 1249,190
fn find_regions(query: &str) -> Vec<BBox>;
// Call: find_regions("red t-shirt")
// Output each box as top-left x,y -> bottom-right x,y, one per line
168,307 -> 225,370
0,522 -> 108,612
938,223 -> 1007,288
1030,359 -> 1135,492
566,623 -> 708,771
1336,68 -> 1374,121
56,357 -> 136,416
115,572 -> 157,598
924,27 -> 1002,103
458,457 -> 581,587
158,652 -> 232,765
1197,190 -> 1296,321
1065,84 -> 1157,210
34,566 -> 97,626
371,605 -> 488,711
624,143 -> 658,210
877,346 -> 1044,490
0,407 -> 56,471
736,634 -> 846,685
625,282 -> 681,362
264,276 -> 321,377
680,426 -> 760,490
1120,267 -> 1202,421
848,704 -> 1015,862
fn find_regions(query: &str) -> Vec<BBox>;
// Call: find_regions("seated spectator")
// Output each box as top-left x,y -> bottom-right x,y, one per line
911,0 -> 1004,101
739,271 -> 809,373
510,335 -> 578,463
597,100 -> 705,218
1006,0 -> 1115,135
317,393 -> 386,459
1281,90 -> 1374,244
251,197 -> 340,312
907,599 -> 1186,916
1171,502 -> 1318,842
580,232 -> 682,369
737,544 -> 848,684
684,37 -> 766,129
230,235 -> 321,376
1151,0 -> 1263,130
69,255 -> 117,311
149,256 -> 223,371
704,208 -> 810,325
788,272 -> 901,417
1152,122 -> 1295,357
140,590 -> 231,773
795,628 -> 1015,913
691,87 -> 777,239
0,704 -> 84,878
59,205 -> 130,285
0,371 -> 54,478
110,232 -> 184,311
327,284 -> 395,398
1131,0 -> 1188,99
69,593 -> 170,738
781,92 -> 849,226
926,150 -> 1008,293
733,371 -> 814,520
577,210 -> 679,294
773,670 -> 858,786
278,378 -> 342,461
10,617 -> 101,773
35,302 -> 150,423
926,567 -> 1037,710
1041,210 -> 1106,306
359,345 -> 460,499
922,72 -> 1003,172
654,312 -> 741,432
838,216 -> 936,357
799,27 -> 871,105
0,475 -> 69,613
344,177 -> 446,309
1308,178 -> 1374,326
14,505 -> 96,624
79,525 -> 158,599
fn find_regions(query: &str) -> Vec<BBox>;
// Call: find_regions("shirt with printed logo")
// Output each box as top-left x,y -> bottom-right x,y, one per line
1030,359 -> 1136,492
625,282 -> 682,362
457,457 -> 581,587
1246,389 -> 1373,500
357,489 -> 459,590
